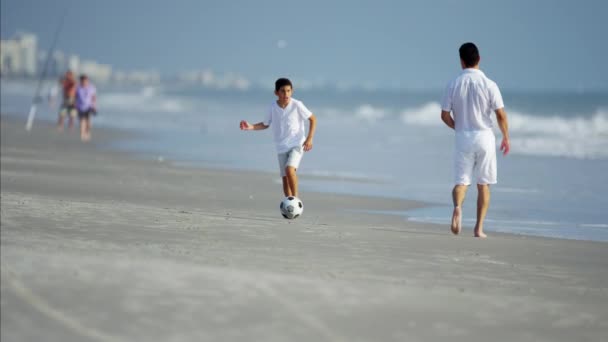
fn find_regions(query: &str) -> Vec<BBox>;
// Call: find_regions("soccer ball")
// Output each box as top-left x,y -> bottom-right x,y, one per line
280,196 -> 304,219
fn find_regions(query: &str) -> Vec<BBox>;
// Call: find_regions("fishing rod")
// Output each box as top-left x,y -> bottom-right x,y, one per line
25,3 -> 70,131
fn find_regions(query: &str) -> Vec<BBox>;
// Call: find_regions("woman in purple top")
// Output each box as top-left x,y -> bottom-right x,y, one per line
75,74 -> 97,141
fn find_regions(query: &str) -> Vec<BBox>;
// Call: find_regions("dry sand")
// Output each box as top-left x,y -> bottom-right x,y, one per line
1,116 -> 607,342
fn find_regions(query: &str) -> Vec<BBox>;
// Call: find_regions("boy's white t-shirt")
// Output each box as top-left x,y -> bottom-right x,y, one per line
441,68 -> 504,132
263,98 -> 313,153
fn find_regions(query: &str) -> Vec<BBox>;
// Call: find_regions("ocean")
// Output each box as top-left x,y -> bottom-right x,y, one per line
2,80 -> 607,242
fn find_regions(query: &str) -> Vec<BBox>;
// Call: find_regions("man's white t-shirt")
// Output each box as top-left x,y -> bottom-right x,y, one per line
441,68 -> 504,132
263,98 -> 313,153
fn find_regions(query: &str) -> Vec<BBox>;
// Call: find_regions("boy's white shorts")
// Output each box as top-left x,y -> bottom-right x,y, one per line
277,146 -> 304,177
454,130 -> 497,185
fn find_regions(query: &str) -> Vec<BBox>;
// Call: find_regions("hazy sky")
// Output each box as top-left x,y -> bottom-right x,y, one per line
2,0 -> 607,90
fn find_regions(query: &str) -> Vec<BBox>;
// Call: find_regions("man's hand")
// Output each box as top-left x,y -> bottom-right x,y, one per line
303,138 -> 313,152
239,120 -> 253,130
500,138 -> 510,156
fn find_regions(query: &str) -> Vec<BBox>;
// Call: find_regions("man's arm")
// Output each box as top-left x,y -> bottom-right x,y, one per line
303,114 -> 316,152
495,108 -> 510,155
240,120 -> 268,130
441,110 -> 455,129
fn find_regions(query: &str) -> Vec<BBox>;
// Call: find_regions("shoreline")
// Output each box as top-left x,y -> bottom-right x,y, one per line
4,112 -> 607,243
6,111 -> 606,243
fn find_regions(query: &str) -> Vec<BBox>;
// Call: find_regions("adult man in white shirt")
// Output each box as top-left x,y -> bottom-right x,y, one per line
440,42 -> 510,238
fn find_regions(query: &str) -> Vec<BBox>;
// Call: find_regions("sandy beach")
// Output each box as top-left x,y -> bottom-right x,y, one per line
1,116 -> 607,342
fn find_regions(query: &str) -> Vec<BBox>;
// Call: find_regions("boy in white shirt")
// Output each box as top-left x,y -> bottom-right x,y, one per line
240,78 -> 317,198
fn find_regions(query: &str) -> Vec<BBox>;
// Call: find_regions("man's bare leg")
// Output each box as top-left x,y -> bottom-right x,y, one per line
451,184 -> 468,235
474,184 -> 490,238
285,166 -> 298,197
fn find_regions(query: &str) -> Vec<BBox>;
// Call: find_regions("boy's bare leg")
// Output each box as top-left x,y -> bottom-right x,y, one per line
474,184 -> 490,238
285,166 -> 298,197
80,118 -> 90,142
86,118 -> 92,138
281,177 -> 293,197
451,184 -> 468,235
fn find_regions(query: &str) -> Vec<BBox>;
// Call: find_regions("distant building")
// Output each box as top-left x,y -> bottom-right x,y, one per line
112,70 -> 161,85
0,32 -> 37,76
17,33 -> 37,75
0,39 -> 21,75
80,60 -> 112,83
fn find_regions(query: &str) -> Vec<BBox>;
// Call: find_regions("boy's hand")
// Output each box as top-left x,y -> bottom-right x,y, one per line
303,138 -> 313,152
240,120 -> 253,130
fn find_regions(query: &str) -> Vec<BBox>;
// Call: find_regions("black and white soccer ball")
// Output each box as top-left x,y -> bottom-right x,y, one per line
279,196 -> 304,219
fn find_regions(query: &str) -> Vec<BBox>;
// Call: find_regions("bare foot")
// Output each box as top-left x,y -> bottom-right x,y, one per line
474,231 -> 487,238
450,207 -> 461,235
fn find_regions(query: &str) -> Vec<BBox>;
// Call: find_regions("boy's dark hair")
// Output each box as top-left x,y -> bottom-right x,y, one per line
459,42 -> 480,67
275,78 -> 293,91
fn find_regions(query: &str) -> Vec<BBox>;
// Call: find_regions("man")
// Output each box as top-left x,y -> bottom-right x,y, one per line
75,74 -> 97,142
57,70 -> 77,131
440,42 -> 510,238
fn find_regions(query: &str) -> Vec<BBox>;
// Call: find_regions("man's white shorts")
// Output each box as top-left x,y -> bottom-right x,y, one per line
454,130 -> 497,185
277,146 -> 304,177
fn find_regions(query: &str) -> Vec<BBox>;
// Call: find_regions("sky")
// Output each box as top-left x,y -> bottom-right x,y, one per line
1,0 -> 607,90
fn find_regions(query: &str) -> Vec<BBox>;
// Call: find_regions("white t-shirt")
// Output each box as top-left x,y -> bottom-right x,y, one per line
441,68 -> 504,132
263,98 -> 313,153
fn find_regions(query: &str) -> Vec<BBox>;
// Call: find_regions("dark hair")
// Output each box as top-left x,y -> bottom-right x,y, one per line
275,78 -> 293,91
459,42 -> 480,67
80,74 -> 88,81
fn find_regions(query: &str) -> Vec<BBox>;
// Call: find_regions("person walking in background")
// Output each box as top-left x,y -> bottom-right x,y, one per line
440,42 -> 510,238
57,70 -> 77,131
75,74 -> 97,142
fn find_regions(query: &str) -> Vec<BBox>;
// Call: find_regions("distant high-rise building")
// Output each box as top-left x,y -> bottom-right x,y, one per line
15,32 -> 37,76
80,60 -> 112,83
1,40 -> 19,74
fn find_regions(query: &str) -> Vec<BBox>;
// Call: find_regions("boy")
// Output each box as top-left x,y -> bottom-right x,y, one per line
240,78 -> 317,197
75,74 -> 97,142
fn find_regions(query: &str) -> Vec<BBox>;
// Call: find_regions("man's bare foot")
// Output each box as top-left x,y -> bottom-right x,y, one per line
451,207 -> 461,235
474,230 -> 487,238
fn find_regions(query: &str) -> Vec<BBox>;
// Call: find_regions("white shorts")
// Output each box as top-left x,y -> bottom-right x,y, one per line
454,130 -> 497,185
277,146 -> 304,177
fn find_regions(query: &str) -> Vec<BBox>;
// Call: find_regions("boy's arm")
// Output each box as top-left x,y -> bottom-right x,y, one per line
240,120 -> 268,131
303,114 -> 317,152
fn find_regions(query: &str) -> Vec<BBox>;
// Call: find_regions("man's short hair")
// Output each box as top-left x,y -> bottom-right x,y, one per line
459,42 -> 480,68
275,78 -> 293,91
